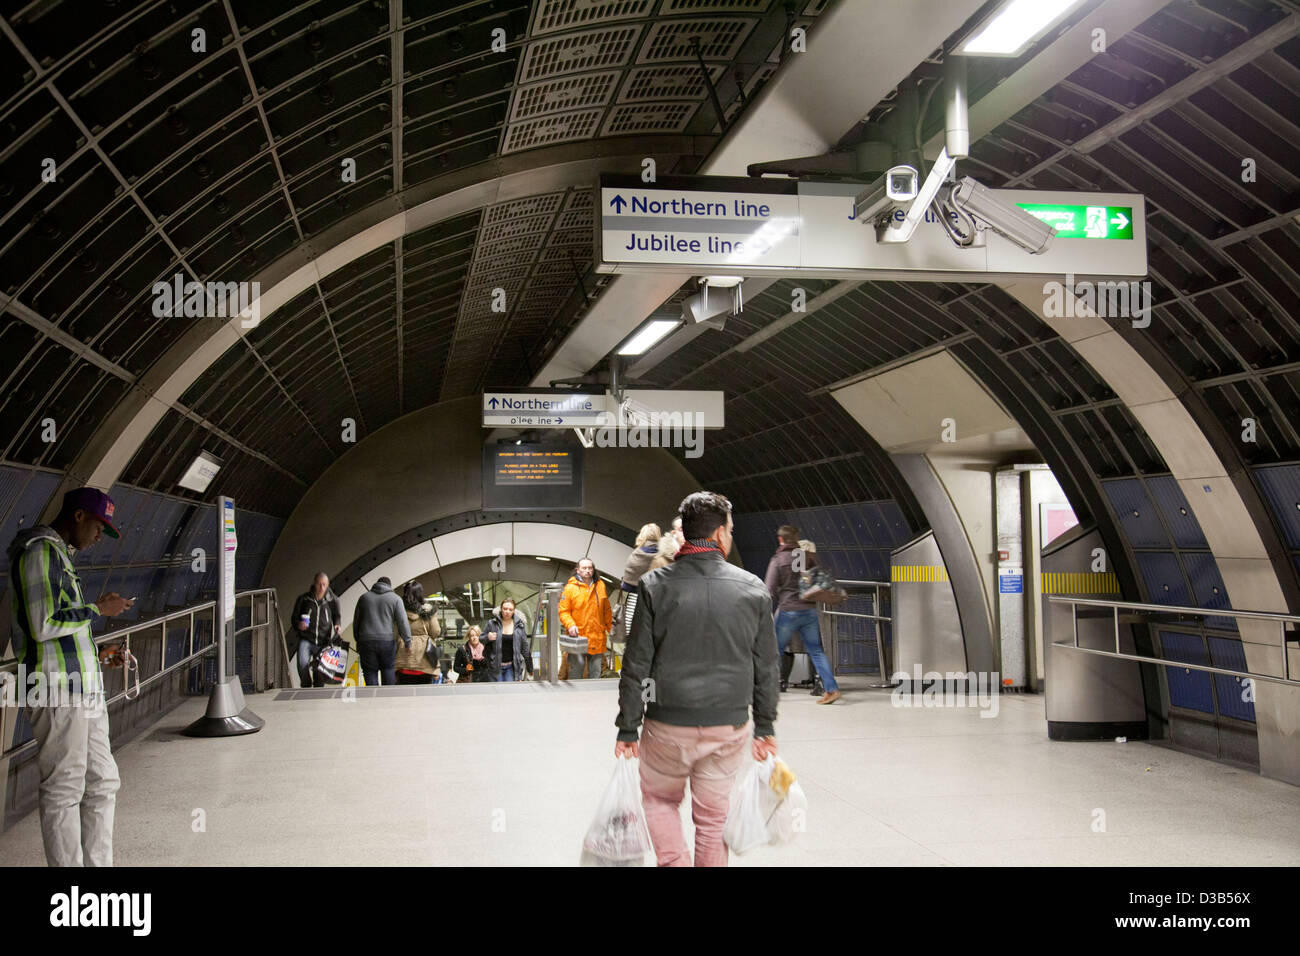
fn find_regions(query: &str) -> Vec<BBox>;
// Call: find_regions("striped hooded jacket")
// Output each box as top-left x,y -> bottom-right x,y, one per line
7,525 -> 103,695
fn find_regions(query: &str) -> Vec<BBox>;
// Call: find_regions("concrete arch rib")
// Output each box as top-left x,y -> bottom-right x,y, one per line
333,521 -> 632,640
1003,282 -> 1300,786
54,137 -> 702,500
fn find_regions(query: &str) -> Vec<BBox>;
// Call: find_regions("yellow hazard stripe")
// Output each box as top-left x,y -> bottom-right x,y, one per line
890,565 -> 950,583
1040,571 -> 1119,595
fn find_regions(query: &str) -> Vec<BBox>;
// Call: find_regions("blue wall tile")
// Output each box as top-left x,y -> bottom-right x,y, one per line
1146,476 -> 1208,548
1136,552 -> 1191,605
1253,465 -> 1300,550
1104,479 -> 1170,548
1159,630 -> 1215,714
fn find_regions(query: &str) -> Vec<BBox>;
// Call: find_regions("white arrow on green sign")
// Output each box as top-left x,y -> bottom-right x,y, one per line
1016,203 -> 1135,239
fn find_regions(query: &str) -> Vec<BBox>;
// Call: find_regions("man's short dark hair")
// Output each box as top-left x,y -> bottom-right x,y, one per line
679,491 -> 733,540
778,524 -> 799,544
376,576 -> 392,587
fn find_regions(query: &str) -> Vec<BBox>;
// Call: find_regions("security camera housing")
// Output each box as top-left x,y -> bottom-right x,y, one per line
885,165 -> 920,201
949,177 -> 1057,254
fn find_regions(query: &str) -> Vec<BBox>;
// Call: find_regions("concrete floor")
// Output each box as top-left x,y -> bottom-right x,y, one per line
3,676 -> 1298,866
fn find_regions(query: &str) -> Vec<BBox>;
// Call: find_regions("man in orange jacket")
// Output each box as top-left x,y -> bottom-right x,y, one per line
558,557 -> 612,679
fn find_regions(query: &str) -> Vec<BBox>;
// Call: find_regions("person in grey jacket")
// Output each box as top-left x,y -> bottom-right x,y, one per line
352,576 -> 411,686
615,491 -> 779,866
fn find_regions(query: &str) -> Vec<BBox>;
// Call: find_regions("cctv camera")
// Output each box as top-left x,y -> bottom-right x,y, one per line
885,165 -> 919,201
949,177 -> 1056,254
852,180 -> 898,224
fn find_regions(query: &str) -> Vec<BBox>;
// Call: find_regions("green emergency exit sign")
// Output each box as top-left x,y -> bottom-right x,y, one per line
1016,203 -> 1135,240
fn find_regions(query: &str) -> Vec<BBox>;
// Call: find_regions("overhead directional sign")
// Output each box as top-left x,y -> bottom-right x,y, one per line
483,390 -> 606,427
601,181 -> 801,268
597,173 -> 1146,280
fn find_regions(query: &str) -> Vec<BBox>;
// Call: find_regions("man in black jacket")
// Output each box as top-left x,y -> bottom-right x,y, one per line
291,572 -> 340,687
615,491 -> 779,866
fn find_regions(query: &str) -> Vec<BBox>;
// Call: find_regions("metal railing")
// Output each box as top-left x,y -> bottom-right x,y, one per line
1048,595 -> 1300,687
818,580 -> 894,687
2,588 -> 290,760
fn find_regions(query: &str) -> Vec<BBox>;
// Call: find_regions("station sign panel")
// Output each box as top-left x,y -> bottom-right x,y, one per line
482,390 -> 607,428
597,173 -> 1146,280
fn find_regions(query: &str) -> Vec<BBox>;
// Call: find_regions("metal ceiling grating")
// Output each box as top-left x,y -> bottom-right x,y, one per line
463,233 -> 543,260
553,207 -> 594,230
637,17 -> 757,63
478,212 -> 557,242
509,71 -> 622,121
658,0 -> 775,12
519,25 -> 643,82
501,108 -> 605,153
602,100 -> 699,135
538,243 -> 594,263
531,0 -> 656,35
564,188 -> 596,209
619,63 -> 726,101
468,263 -> 533,285
483,193 -> 567,223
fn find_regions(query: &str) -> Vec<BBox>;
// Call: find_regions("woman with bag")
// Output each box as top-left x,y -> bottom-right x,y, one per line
453,625 -> 492,683
394,581 -> 441,685
483,597 -> 532,682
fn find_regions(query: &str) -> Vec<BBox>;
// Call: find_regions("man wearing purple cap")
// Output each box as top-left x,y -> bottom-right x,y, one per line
7,486 -> 133,866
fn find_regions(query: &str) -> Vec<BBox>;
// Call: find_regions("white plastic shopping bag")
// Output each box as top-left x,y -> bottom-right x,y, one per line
724,755 -> 807,854
580,757 -> 653,866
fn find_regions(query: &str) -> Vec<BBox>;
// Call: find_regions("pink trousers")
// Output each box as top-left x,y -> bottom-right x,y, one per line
639,718 -> 751,867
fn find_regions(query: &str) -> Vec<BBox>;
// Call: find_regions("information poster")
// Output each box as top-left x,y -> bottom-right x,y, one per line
221,497 -> 237,623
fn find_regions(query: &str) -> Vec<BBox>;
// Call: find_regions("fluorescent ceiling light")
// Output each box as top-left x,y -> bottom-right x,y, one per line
617,318 -> 679,355
535,556 -> 550,561
177,450 -> 222,493
701,275 -> 744,287
958,0 -> 1084,56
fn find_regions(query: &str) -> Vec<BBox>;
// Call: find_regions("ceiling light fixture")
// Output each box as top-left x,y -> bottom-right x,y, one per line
616,318 -> 679,356
956,0 -> 1085,57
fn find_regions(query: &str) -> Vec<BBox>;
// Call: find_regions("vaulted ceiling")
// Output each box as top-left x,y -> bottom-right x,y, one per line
0,0 -> 829,516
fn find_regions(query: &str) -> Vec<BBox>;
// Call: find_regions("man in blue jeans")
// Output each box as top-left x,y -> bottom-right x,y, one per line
764,524 -> 841,704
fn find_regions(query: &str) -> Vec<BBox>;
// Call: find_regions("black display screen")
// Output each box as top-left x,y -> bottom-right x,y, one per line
482,443 -> 583,510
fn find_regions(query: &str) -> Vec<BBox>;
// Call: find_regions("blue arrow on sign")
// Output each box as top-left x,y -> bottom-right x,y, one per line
609,194 -> 627,213
556,417 -> 563,425
488,397 -> 498,408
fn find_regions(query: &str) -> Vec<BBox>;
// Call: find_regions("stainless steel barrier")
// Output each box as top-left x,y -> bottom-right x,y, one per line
1048,596 -> 1300,687
818,579 -> 894,687
539,582 -> 564,684
1,588 -> 291,761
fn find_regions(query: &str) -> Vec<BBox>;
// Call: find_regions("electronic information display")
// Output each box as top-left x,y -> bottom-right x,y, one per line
483,443 -> 583,510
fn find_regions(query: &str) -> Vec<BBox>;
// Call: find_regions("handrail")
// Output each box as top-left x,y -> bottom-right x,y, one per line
816,579 -> 894,687
2,589 -> 287,759
1055,595 -> 1300,625
1048,595 -> 1299,687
